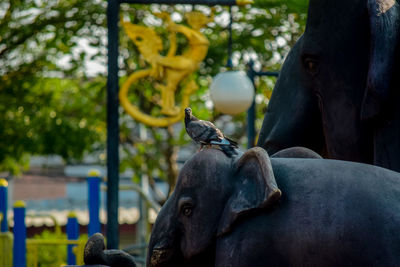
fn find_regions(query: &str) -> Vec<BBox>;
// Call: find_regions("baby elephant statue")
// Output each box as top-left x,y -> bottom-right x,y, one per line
147,147 -> 400,267
64,233 -> 137,267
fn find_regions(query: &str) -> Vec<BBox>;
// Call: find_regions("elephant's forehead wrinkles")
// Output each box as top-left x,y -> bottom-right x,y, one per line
180,161 -> 221,187
178,149 -> 231,188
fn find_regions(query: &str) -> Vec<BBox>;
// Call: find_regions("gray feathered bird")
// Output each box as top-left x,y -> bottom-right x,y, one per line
184,107 -> 238,156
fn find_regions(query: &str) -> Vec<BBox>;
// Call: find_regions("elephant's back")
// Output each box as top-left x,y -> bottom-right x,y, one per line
270,158 -> 400,221
256,158 -> 400,265
270,158 -> 400,206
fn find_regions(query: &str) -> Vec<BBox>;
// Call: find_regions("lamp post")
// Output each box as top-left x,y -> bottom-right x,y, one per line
210,5 -> 254,116
210,63 -> 279,148
210,71 -> 255,115
209,4 -> 279,148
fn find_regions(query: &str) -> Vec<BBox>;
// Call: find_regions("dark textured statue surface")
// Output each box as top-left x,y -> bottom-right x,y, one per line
147,148 -> 400,267
258,0 -> 400,172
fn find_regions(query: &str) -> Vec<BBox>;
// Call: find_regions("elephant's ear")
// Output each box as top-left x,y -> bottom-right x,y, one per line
361,0 -> 400,121
217,147 -> 281,236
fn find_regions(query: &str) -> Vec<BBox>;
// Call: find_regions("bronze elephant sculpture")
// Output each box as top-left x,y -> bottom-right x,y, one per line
258,0 -> 400,172
147,148 -> 400,266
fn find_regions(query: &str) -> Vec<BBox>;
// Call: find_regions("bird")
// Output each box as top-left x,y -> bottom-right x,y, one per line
184,107 -> 238,157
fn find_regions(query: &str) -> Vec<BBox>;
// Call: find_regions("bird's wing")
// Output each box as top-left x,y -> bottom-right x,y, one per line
200,121 -> 238,146
210,139 -> 230,145
186,121 -> 208,142
187,120 -> 222,143
199,120 -> 225,141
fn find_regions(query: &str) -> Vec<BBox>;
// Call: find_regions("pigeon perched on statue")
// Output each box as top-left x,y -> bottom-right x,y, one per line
184,107 -> 239,157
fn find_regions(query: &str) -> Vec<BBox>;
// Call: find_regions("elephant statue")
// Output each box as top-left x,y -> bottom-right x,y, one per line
147,147 -> 400,266
79,233 -> 137,267
257,0 -> 400,172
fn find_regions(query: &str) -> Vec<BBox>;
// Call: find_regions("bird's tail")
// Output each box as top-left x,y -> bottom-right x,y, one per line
225,136 -> 238,147
220,145 -> 239,157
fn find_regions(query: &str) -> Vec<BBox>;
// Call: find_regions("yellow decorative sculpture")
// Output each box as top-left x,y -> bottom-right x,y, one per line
119,11 -> 212,127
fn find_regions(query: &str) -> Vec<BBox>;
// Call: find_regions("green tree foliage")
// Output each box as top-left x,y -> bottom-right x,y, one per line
0,0 -> 107,174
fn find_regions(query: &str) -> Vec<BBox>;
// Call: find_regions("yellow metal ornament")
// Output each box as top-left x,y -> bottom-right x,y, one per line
119,11 -> 212,127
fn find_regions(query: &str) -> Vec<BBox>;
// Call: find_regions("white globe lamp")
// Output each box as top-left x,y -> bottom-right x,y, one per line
210,71 -> 255,115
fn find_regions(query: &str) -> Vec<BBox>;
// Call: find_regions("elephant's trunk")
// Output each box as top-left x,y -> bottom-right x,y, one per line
148,242 -> 185,267
147,196 -> 184,267
257,37 -> 326,155
149,247 -> 175,266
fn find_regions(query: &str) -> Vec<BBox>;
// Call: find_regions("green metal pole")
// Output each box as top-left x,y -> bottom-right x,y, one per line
246,61 -> 279,148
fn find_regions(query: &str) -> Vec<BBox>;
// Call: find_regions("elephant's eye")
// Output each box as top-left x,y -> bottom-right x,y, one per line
181,205 -> 193,217
178,197 -> 194,217
303,57 -> 319,75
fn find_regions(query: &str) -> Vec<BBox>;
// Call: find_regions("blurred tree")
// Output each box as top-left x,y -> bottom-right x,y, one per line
0,0 -> 107,174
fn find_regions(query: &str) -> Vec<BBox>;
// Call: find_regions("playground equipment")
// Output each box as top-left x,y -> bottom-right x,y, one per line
0,171 -> 103,267
87,170 -> 101,236
10,199 -> 86,267
0,230 -> 13,267
25,212 -> 85,267
0,170 -> 157,266
0,178 -> 12,267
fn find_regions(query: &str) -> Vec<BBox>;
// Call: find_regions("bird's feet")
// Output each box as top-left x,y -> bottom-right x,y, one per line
198,144 -> 204,152
197,144 -> 212,152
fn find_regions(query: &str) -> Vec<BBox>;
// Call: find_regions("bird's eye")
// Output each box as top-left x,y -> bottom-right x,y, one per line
303,57 -> 319,75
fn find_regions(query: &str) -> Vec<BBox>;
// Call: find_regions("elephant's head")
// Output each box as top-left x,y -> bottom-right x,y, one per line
147,148 -> 281,267
258,0 -> 400,168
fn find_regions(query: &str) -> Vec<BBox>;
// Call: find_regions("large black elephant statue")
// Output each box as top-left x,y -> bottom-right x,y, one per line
147,148 -> 400,267
257,0 -> 400,172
